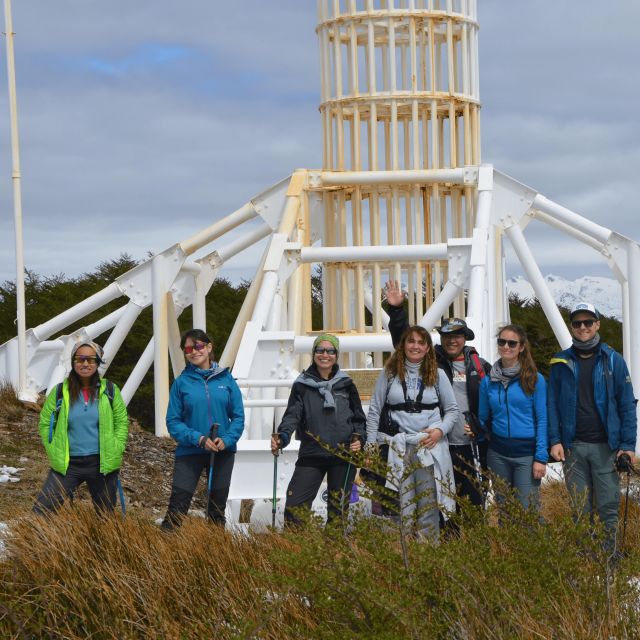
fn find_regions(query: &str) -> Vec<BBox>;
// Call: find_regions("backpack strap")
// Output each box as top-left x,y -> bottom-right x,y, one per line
387,377 -> 441,414
48,382 -> 64,444
104,379 -> 115,405
433,380 -> 445,418
470,352 -> 486,380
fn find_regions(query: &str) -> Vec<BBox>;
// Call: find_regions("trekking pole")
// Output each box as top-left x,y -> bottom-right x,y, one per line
206,423 -> 220,522
470,439 -> 485,508
342,433 -> 362,515
464,411 -> 486,509
621,470 -> 631,551
616,453 -> 633,552
271,433 -> 281,528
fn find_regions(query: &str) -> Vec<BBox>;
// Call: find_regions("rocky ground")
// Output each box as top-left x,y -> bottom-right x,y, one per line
0,402 -> 215,521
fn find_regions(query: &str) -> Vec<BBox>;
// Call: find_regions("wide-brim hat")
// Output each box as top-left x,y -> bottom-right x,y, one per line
437,317 -> 474,341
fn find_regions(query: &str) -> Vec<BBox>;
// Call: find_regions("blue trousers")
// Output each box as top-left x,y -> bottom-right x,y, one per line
487,448 -> 540,510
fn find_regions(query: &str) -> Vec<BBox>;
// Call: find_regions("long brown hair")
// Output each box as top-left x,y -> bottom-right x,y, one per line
498,324 -> 538,395
385,325 -> 438,387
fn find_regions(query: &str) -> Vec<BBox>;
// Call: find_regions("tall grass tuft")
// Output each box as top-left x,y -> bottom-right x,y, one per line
0,380 -> 25,421
2,484 -> 640,639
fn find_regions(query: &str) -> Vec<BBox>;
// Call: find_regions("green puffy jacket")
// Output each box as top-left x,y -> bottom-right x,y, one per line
38,378 -> 129,475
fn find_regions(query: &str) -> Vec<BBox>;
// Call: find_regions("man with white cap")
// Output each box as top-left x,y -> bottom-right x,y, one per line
548,302 -> 637,555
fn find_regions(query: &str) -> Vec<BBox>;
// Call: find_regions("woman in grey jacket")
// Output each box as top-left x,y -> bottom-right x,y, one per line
366,325 -> 458,541
271,334 -> 366,526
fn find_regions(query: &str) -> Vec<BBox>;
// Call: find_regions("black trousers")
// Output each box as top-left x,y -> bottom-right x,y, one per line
449,441 -> 489,509
285,458 -> 356,526
33,455 -> 118,515
161,451 -> 235,530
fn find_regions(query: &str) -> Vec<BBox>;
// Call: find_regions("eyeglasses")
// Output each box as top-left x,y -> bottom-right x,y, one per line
314,347 -> 337,355
73,356 -> 98,365
183,341 -> 208,354
497,338 -> 520,349
571,319 -> 596,329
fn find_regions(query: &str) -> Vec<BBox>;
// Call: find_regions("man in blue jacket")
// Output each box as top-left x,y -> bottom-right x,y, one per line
548,302 -> 637,553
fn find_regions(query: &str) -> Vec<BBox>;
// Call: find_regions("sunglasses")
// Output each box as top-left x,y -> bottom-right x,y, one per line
571,319 -> 596,329
314,347 -> 337,355
497,338 -> 520,349
73,356 -> 99,365
183,341 -> 208,354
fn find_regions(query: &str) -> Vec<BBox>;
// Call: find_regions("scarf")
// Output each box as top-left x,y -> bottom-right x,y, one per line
490,360 -> 521,389
403,360 -> 422,398
296,367 -> 349,409
572,332 -> 601,353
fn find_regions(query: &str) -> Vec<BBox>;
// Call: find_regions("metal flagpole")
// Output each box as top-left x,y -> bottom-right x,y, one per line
3,0 -> 31,401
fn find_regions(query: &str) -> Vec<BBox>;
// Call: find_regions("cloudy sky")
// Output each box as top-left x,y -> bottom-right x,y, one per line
0,1 -> 638,285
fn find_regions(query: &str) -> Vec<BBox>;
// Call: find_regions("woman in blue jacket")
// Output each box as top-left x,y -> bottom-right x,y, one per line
161,329 -> 244,530
479,324 -> 547,510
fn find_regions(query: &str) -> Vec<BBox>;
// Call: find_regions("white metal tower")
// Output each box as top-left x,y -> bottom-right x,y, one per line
2,1 -> 640,516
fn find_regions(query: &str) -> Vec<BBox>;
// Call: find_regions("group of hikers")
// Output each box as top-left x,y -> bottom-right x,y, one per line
34,281 -> 637,557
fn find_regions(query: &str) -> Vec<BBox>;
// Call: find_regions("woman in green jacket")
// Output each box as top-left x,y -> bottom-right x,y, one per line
34,340 -> 129,514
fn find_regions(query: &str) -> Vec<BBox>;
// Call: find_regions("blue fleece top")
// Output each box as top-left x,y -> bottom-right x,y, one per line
479,373 -> 548,463
166,363 -> 245,456
67,393 -> 100,456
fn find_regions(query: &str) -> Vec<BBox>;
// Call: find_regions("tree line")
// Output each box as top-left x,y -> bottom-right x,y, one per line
0,256 -> 622,429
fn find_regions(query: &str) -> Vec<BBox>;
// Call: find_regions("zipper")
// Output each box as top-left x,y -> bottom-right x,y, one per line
203,377 -> 213,429
505,384 -> 511,438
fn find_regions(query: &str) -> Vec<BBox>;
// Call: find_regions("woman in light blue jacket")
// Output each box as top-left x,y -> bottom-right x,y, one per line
479,324 -> 547,510
161,329 -> 244,530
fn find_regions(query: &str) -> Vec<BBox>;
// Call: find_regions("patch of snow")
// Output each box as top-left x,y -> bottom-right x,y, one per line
506,274 -> 622,320
0,466 -> 24,483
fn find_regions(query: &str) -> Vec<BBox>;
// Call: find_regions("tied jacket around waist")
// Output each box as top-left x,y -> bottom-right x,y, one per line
277,364 -> 366,460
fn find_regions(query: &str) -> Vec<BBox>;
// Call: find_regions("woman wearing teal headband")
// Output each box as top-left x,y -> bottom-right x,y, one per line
271,333 -> 365,526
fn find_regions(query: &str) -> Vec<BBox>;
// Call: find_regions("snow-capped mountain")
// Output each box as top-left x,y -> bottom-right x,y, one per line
506,274 -> 622,320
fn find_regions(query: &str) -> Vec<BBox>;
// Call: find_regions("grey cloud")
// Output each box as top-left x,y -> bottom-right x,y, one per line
0,2 -> 638,288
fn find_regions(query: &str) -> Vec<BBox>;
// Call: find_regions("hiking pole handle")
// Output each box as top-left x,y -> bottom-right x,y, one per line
271,433 -> 282,456
349,432 -> 363,451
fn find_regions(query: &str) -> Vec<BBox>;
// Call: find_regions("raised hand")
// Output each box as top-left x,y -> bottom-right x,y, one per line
384,280 -> 405,307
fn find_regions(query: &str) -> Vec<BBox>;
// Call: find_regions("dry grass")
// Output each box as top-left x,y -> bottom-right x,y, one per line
1,505 -> 315,639
0,380 -> 26,422
2,413 -> 640,638
1,491 -> 640,639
